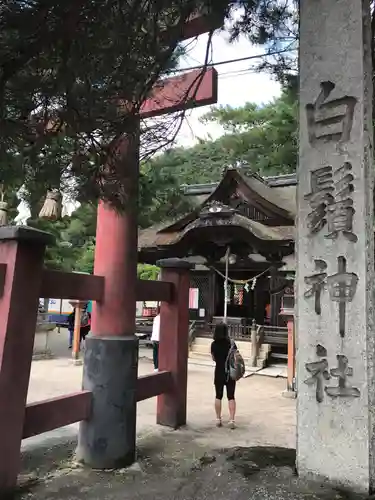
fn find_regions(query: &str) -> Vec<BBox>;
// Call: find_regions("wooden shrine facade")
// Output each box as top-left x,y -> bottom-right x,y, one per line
138,167 -> 297,329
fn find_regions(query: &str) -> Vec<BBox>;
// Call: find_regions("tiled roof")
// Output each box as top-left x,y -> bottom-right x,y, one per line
138,168 -> 297,251
138,221 -> 294,249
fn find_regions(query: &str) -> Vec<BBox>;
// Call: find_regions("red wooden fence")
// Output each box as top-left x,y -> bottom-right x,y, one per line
0,228 -> 189,495
23,391 -> 93,439
23,272 -> 177,432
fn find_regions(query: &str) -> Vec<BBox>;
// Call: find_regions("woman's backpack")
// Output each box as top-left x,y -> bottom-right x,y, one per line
80,309 -> 90,328
225,340 -> 246,381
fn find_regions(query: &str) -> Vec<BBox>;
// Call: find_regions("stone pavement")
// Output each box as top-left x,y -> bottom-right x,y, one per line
16,330 -> 373,499
24,330 -> 294,451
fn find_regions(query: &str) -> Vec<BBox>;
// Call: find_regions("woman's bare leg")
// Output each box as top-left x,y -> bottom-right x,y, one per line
227,381 -> 236,428
228,399 -> 236,422
215,399 -> 222,420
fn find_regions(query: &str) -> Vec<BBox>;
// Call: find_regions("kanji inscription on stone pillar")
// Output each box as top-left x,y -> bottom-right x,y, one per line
297,0 -> 374,493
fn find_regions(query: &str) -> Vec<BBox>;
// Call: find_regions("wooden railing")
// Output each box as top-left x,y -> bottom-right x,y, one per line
194,322 -> 288,346
261,324 -> 288,346
0,228 -> 190,493
196,322 -> 251,340
38,269 -> 174,304
188,320 -> 198,349
22,271 -> 177,438
23,392 -> 92,439
137,371 -> 173,402
40,270 -> 104,301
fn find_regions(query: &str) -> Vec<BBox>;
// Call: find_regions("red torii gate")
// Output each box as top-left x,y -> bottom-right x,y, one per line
79,65 -> 219,468
86,13 -> 221,470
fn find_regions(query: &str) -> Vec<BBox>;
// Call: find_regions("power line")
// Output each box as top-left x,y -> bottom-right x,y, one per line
218,67 -> 258,79
174,47 -> 297,73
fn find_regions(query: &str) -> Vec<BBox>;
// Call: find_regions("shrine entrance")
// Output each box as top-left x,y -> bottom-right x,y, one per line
213,271 -> 269,325
139,178 -> 295,364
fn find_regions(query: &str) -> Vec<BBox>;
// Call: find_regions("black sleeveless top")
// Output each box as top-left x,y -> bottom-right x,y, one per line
211,339 -> 232,384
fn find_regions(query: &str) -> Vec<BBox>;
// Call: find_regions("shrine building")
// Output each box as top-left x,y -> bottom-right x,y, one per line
138,166 -> 297,361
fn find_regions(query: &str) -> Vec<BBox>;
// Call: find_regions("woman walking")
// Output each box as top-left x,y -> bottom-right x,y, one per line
211,323 -> 236,429
67,304 -> 91,349
151,307 -> 160,372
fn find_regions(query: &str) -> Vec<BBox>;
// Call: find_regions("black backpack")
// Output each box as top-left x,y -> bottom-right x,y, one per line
225,340 -> 246,381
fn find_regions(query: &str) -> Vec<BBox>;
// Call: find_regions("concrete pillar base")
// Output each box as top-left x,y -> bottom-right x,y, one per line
76,335 -> 138,468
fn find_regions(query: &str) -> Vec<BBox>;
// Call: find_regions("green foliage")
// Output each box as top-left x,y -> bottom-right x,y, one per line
226,0 -> 298,84
139,161 -> 193,228
1,0 -> 299,213
28,203 -> 97,272
202,87 -> 298,174
28,217 -> 75,271
28,161 -> 194,271
74,241 -> 96,274
19,86 -> 298,271
145,87 -> 297,182
1,0 -> 303,271
62,204 -> 97,247
0,1 -> 227,209
137,264 -> 160,281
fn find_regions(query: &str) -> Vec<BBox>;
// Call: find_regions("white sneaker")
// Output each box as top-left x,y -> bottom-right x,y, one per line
154,368 -> 158,372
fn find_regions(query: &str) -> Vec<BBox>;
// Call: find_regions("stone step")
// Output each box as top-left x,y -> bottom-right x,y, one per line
188,356 -> 263,376
188,357 -> 214,367
191,341 -> 269,351
193,337 -> 251,347
190,350 -> 251,360
190,344 -> 270,358
190,336 -> 272,370
189,350 -> 267,369
190,349 -> 267,363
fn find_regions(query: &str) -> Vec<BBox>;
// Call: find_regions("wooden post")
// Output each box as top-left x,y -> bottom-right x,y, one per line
157,258 -> 192,429
72,302 -> 82,361
287,318 -> 295,391
282,315 -> 296,399
0,226 -> 52,495
250,319 -> 258,367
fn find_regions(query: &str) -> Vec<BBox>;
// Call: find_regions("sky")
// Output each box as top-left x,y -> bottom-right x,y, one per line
15,28 -> 281,223
175,29 -> 281,147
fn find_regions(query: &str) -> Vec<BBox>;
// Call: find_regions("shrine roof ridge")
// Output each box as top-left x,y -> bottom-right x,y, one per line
181,172 -> 297,195
266,173 -> 297,187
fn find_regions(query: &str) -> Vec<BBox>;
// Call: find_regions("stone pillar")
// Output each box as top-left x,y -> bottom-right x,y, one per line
76,335 -> 138,468
297,0 -> 374,493
156,259 -> 192,429
77,130 -> 140,468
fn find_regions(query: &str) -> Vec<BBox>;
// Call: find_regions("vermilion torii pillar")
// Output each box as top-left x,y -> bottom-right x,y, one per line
92,67 -> 218,339
77,19 -> 219,468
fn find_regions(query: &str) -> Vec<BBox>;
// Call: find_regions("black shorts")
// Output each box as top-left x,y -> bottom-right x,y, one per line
215,379 -> 236,401
80,326 -> 90,340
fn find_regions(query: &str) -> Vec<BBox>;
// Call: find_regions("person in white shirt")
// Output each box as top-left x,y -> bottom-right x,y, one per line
151,308 -> 160,371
